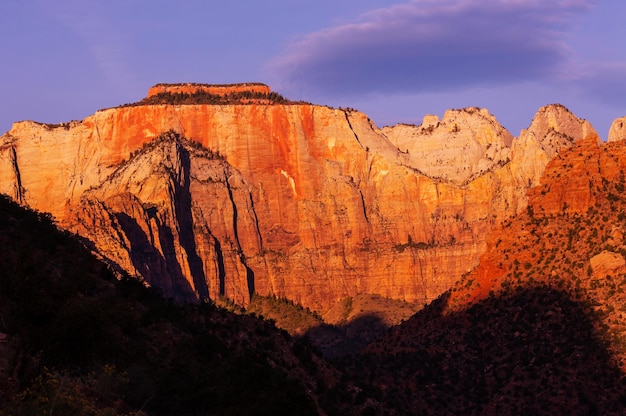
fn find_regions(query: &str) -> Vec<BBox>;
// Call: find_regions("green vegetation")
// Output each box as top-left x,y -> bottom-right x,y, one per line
349,288 -> 626,415
337,138 -> 626,414
246,294 -> 323,335
114,89 -> 306,108
393,238 -> 432,252
4,128 -> 626,414
129,129 -> 223,160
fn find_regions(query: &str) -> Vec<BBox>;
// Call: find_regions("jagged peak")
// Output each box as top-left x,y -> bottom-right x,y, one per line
608,116 -> 626,142
86,130 -> 234,211
381,106 -> 513,185
385,107 -> 499,130
122,130 -> 224,165
526,103 -> 595,137
387,107 -> 507,133
536,102 -> 573,113
441,107 -> 510,140
515,104 -> 598,163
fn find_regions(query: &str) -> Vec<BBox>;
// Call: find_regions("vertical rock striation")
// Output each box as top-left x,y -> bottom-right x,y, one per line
0,86 -> 608,312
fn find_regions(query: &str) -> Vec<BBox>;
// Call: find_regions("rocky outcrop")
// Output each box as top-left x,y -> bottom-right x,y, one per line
609,117 -> 626,142
0,88 -> 605,312
381,108 -> 513,185
147,82 -> 271,98
590,251 -> 626,276
68,133 -> 259,304
448,134 -> 626,310
509,104 -> 597,192
526,135 -> 604,215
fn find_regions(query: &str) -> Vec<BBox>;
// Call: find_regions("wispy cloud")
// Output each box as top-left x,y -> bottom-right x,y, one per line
268,0 -> 596,96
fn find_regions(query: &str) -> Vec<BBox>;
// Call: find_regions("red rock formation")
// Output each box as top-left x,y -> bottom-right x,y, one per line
448,133 -> 626,310
146,82 -> 271,98
527,135 -> 603,215
0,90 -> 607,312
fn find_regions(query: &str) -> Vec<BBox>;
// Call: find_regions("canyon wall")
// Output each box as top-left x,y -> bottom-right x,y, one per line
0,85 -> 603,311
445,134 -> 626,323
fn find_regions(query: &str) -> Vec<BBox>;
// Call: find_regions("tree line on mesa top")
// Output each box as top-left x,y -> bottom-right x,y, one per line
129,89 -> 299,106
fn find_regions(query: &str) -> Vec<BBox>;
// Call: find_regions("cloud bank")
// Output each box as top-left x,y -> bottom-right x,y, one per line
269,0 -> 595,96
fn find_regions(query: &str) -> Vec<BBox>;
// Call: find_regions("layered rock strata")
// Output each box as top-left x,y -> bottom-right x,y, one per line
147,82 -> 271,98
0,85 -> 604,311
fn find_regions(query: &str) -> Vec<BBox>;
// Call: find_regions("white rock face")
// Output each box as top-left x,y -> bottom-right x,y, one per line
421,114 -> 440,128
608,117 -> 626,142
381,107 -> 513,185
510,104 -> 598,190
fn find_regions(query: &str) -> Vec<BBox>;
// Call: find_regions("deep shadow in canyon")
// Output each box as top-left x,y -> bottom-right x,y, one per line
3,193 -> 626,415
341,287 -> 626,415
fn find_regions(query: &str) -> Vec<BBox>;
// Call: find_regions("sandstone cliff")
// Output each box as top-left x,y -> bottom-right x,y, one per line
609,116 -> 626,142
0,85 -> 607,312
509,104 -> 597,189
381,107 -> 513,185
438,134 -> 626,383
448,133 -> 626,309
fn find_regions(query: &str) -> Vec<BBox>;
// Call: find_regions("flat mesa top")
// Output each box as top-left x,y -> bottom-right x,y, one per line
147,83 -> 271,98
151,82 -> 268,88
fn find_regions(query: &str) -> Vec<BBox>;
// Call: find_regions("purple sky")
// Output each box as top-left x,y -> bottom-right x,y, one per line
1,0 -> 625,138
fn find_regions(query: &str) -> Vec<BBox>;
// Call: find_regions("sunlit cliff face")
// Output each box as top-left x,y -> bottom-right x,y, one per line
448,133 -> 626,310
0,85 -> 606,313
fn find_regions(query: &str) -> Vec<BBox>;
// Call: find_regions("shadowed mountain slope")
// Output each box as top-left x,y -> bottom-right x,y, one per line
354,288 -> 626,415
342,135 -> 626,414
0,194 -> 372,415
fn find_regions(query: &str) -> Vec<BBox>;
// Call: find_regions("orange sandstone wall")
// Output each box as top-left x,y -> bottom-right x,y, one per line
0,101 -> 600,312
